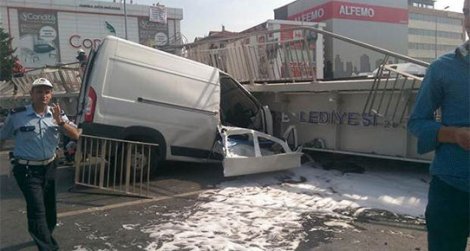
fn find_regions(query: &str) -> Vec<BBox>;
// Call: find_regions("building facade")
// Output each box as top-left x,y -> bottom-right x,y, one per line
0,0 -> 183,69
408,5 -> 465,62
274,0 -> 465,78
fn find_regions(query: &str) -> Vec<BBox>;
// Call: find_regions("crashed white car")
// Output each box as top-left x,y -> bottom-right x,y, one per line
219,126 -> 303,177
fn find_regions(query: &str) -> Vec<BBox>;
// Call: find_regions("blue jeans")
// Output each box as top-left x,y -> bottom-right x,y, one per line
13,161 -> 59,251
426,176 -> 469,251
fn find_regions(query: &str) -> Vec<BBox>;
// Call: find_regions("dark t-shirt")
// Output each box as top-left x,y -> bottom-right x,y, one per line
76,53 -> 88,67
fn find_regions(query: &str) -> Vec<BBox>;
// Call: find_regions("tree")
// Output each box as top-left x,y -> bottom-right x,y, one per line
0,27 -> 16,81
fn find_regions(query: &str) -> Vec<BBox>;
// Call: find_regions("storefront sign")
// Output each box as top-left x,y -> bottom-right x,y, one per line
294,8 -> 325,22
69,35 -> 102,49
149,5 -> 167,24
339,5 -> 375,17
78,4 -> 120,10
289,1 -> 408,24
282,110 -> 379,127
17,9 -> 61,68
138,17 -> 169,47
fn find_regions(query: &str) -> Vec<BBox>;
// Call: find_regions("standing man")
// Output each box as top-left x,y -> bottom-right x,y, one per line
76,48 -> 88,77
0,78 -> 80,250
407,1 -> 470,250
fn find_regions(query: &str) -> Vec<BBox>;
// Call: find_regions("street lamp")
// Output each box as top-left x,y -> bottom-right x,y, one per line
435,5 -> 449,58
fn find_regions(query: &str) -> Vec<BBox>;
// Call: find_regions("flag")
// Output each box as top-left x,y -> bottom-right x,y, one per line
105,21 -> 116,34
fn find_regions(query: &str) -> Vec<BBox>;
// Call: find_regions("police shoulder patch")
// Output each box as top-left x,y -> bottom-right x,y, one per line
9,106 -> 27,115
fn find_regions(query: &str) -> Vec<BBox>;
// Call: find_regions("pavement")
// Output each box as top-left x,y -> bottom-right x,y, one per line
0,150 -> 224,250
0,150 -> 438,251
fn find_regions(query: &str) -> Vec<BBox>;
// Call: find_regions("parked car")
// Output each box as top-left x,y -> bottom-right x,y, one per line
371,63 -> 427,78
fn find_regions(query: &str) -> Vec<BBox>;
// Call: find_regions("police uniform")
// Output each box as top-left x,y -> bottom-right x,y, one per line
0,104 -> 74,251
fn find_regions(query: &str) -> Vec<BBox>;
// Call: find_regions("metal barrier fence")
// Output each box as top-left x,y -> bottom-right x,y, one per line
363,63 -> 425,127
185,25 -> 432,127
0,63 -> 81,117
185,26 -> 323,83
74,135 -> 159,198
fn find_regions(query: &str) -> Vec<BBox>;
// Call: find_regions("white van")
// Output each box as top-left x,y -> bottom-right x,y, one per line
76,36 -> 300,175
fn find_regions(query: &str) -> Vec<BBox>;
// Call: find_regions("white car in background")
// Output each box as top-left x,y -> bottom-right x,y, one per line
371,63 -> 427,78
355,63 -> 427,78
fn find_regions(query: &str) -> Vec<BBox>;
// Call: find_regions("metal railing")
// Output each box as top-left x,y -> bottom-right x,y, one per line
184,26 -> 432,127
363,64 -> 424,127
306,27 -> 429,127
0,62 -> 81,100
184,25 -> 430,82
74,135 -> 159,198
185,26 -> 322,83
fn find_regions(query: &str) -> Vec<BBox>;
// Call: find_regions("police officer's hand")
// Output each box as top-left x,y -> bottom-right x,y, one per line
51,103 -> 63,125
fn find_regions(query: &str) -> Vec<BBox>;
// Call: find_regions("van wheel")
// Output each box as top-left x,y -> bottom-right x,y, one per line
108,141 -> 160,185
129,142 -> 160,176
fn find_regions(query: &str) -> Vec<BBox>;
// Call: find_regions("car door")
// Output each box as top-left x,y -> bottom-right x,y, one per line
219,126 -> 303,177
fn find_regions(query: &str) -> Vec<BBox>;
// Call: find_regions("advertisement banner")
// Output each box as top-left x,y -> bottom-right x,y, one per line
17,9 -> 61,68
149,5 -> 167,24
288,1 -> 408,24
138,17 -> 169,47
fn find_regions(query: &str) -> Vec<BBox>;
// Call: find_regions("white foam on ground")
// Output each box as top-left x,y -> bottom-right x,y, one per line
141,164 -> 428,250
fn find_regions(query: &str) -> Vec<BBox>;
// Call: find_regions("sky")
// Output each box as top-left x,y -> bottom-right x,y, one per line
71,162 -> 430,250
137,0 -> 293,42
117,0 -> 465,42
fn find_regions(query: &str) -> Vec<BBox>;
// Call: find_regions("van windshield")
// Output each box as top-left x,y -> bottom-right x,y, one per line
220,75 -> 264,131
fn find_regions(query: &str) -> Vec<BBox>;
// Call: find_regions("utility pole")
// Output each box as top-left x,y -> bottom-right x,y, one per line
124,0 -> 128,40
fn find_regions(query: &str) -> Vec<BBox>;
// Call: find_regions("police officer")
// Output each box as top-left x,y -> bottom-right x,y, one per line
0,78 -> 79,251
76,48 -> 88,76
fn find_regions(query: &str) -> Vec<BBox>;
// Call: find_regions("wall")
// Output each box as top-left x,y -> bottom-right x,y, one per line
329,19 -> 408,77
249,78 -> 434,162
275,0 -> 409,78
408,7 -> 465,62
0,0 -> 182,68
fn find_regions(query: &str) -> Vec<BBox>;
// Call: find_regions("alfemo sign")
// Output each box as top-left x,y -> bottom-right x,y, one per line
298,8 -> 324,21
339,5 -> 375,17
289,2 -> 407,23
293,5 -> 375,22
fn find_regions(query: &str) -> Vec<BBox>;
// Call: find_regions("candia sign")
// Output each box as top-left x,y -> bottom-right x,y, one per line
69,35 -> 102,50
20,12 -> 56,24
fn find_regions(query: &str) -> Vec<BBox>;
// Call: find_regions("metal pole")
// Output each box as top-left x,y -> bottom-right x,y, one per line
124,0 -> 128,40
186,26 -> 430,67
434,15 -> 437,59
435,5 -> 450,58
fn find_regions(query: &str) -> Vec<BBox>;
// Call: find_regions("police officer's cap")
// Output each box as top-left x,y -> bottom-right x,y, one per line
32,78 -> 53,88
